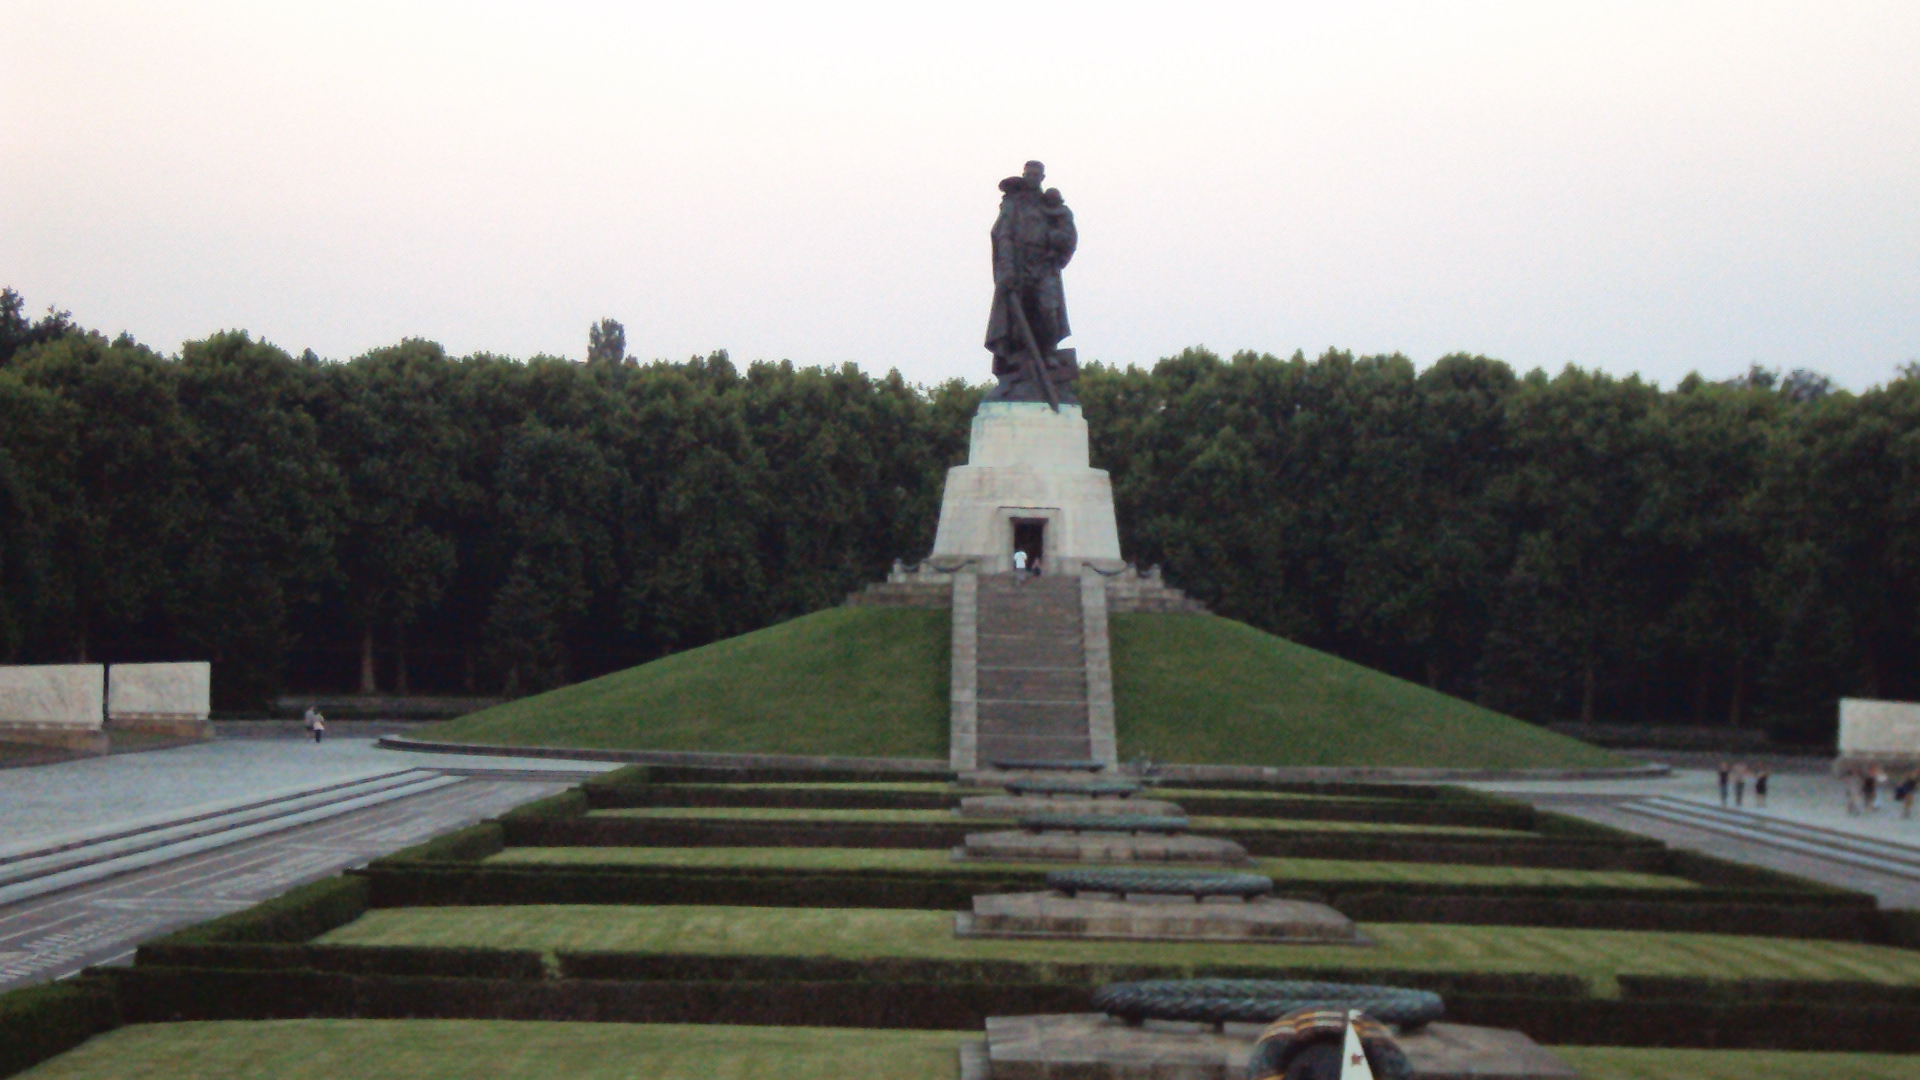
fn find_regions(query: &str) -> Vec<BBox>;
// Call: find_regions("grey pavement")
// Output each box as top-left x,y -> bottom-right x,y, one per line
1465,766 -> 1920,909
0,736 -> 622,992
0,777 -> 566,991
0,737 -> 617,847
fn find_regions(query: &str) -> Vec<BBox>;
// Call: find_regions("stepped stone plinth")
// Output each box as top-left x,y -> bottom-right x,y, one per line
958,829 -> 1248,865
964,1014 -> 1581,1080
956,891 -> 1364,945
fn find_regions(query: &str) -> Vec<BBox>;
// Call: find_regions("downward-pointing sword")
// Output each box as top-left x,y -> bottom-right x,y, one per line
1003,287 -> 1061,413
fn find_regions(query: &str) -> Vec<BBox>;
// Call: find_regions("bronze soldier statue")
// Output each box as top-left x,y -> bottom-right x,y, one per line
985,160 -> 1078,408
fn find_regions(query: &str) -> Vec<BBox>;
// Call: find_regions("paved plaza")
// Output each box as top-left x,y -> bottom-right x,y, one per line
0,736 -> 619,991
1467,764 -> 1920,909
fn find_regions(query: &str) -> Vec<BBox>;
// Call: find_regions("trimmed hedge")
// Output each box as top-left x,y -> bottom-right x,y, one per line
366,822 -> 505,867
133,943 -> 546,980
144,875 -> 369,947
552,952 -> 1585,999
103,964 -> 1920,1051
354,863 -> 1881,940
1618,975 -> 1920,1006
501,816 -> 1668,871
589,785 -> 953,812
584,765 -> 955,790
113,967 -> 1082,1029
0,979 -> 119,1080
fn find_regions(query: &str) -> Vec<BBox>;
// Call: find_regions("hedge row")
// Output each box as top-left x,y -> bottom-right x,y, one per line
549,952 -> 1585,998
134,943 -> 545,980
0,979 -> 118,1080
353,864 -> 1881,940
143,876 -> 369,947
113,968 -> 1083,1030
500,817 -> 1669,871
1617,975 -> 1920,1006
105,965 -> 1920,1051
584,765 -> 953,790
584,784 -> 1536,831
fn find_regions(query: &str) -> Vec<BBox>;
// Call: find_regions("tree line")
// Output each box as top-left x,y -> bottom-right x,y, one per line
3,287 -> 1916,741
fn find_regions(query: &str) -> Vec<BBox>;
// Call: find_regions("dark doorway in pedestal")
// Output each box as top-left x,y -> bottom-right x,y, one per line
1012,519 -> 1046,573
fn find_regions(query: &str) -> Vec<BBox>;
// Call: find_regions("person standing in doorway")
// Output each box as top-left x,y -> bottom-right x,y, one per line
1012,548 -> 1028,583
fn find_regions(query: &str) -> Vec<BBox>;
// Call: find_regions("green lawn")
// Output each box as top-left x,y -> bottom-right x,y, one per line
421,607 -> 950,757
18,1021 -> 1918,1080
586,806 -> 1527,837
486,846 -> 1696,890
1111,613 -> 1627,769
1552,1046 -> 1920,1080
14,1021 -> 967,1080
317,905 -> 1920,995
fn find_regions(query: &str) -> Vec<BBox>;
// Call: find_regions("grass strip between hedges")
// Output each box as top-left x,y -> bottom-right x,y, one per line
482,846 -> 1699,890
7,1019 -> 966,1080
586,807 -> 1528,837
315,905 -> 1920,996
1549,1046 -> 1920,1079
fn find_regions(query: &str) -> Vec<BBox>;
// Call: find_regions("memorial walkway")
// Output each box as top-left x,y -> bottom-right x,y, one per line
0,737 -> 618,991
1468,765 -> 1920,910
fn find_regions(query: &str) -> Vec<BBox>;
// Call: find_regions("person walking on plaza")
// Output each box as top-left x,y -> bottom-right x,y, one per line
1754,768 -> 1770,809
304,706 -> 326,744
1732,762 -> 1750,807
1896,772 -> 1918,820
1844,769 -> 1864,816
1717,762 -> 1732,806
1865,767 -> 1882,812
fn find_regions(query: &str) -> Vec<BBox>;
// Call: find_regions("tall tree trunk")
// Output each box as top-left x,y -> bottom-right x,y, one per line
1727,654 -> 1747,728
395,622 -> 410,697
359,626 -> 378,695
1579,658 -> 1597,723
462,644 -> 476,694
1425,656 -> 1441,689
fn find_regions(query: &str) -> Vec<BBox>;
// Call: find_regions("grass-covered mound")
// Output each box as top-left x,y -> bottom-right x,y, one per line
1112,613 -> 1625,769
422,607 -> 948,758
424,604 -> 1618,770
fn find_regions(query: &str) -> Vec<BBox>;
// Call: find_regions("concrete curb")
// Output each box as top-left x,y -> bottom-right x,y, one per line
373,736 -> 1668,781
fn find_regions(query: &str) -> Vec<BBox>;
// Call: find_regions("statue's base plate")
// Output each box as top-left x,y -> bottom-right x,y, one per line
956,831 -> 1248,866
955,892 -> 1364,945
960,795 -> 1184,818
965,1014 -> 1581,1080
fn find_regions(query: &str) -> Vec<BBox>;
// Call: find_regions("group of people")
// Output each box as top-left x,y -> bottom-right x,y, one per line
1839,763 -> 1919,817
1715,762 -> 1770,808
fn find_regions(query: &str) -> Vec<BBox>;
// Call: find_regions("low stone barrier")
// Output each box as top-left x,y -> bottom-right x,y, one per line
0,664 -> 106,754
107,662 -> 212,739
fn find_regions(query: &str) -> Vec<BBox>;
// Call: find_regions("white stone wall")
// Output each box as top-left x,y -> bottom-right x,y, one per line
0,664 -> 105,728
108,662 -> 212,720
1838,698 -> 1920,757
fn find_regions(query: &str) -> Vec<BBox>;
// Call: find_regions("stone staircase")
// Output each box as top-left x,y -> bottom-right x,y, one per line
974,574 -> 1093,764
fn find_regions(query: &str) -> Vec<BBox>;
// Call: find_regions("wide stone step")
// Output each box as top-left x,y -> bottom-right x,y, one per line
979,640 -> 1084,668
976,668 -> 1087,699
979,719 -> 1092,740
979,702 -> 1089,726
976,734 -> 1094,761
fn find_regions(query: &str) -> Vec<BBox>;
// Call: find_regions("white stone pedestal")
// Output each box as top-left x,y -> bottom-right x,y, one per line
931,403 -> 1122,576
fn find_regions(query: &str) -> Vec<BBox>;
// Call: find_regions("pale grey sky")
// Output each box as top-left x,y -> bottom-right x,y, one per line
5,2 -> 1917,389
